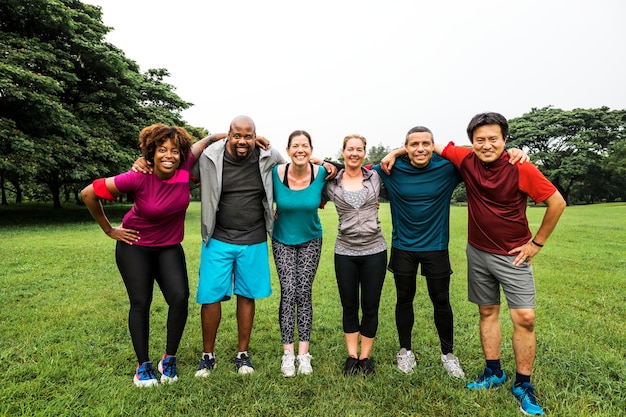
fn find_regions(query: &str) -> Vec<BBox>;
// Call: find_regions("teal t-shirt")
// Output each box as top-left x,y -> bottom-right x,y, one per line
272,165 -> 327,245
372,154 -> 462,251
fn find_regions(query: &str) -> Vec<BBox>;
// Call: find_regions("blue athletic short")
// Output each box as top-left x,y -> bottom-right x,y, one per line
196,238 -> 272,304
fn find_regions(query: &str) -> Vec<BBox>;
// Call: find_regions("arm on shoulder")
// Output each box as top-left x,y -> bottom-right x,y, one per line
192,133 -> 228,159
380,147 -> 406,174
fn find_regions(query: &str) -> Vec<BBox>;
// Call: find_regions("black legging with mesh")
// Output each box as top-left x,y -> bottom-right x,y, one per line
115,242 -> 189,364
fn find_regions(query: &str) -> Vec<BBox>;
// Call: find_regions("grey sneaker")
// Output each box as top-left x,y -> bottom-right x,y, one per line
297,353 -> 313,375
441,353 -> 465,378
281,350 -> 296,377
397,348 -> 416,374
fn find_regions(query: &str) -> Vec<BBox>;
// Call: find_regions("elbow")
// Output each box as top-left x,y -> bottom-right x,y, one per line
80,185 -> 93,202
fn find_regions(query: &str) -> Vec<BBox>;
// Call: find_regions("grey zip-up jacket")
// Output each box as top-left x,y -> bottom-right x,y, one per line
323,167 -> 386,251
195,140 -> 285,245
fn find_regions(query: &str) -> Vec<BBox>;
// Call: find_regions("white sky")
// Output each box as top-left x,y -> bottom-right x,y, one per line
86,0 -> 626,159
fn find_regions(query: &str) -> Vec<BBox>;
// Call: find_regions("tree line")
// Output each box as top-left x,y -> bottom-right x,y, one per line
0,0 -> 207,208
2,1 -> 625,208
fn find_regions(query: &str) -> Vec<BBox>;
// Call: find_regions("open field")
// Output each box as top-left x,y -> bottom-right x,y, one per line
0,202 -> 624,416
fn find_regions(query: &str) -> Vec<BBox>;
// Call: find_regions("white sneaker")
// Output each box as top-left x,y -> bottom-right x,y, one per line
441,353 -> 465,378
297,353 -> 313,375
397,348 -> 416,374
281,350 -> 296,377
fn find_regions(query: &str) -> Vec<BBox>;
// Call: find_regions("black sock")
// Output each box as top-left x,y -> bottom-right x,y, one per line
515,372 -> 531,386
486,359 -> 503,378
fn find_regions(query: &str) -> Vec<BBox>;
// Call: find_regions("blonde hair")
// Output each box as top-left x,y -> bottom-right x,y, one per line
342,134 -> 367,150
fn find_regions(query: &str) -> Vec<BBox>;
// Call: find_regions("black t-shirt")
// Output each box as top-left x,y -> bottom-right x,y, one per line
213,148 -> 267,244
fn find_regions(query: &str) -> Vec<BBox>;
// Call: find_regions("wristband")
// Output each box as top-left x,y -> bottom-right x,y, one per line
531,239 -> 544,248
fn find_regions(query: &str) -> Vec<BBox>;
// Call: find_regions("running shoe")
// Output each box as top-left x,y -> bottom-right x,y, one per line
195,353 -> 216,378
297,353 -> 313,375
343,356 -> 360,376
281,350 -> 296,378
397,348 -> 416,374
512,382 -> 545,415
158,354 -> 178,384
441,353 -> 465,378
466,367 -> 507,390
235,352 -> 254,374
359,358 -> 375,376
134,361 -> 158,387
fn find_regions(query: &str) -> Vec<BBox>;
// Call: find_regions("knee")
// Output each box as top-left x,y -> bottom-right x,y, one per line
168,290 -> 190,309
478,305 -> 499,320
513,310 -> 535,331
430,292 -> 451,308
396,290 -> 414,305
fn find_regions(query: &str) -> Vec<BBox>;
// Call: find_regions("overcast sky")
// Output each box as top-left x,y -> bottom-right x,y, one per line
85,0 -> 626,159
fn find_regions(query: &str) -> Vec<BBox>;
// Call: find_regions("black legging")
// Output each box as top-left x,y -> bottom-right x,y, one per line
395,274 -> 453,354
115,242 -> 189,364
334,251 -> 387,338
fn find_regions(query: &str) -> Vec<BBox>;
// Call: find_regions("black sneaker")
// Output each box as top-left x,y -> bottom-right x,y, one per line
195,353 -> 216,378
343,356 -> 360,376
359,358 -> 375,376
235,352 -> 254,374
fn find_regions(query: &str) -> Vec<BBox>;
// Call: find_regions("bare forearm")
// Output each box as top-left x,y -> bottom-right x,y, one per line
533,191 -> 566,245
192,133 -> 227,159
81,186 -> 113,235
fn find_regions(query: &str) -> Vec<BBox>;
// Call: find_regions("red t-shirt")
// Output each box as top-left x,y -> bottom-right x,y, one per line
442,143 -> 556,255
113,155 -> 194,247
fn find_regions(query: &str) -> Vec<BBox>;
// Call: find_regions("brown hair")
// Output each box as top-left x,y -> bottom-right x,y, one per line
139,124 -> 193,164
287,130 -> 312,147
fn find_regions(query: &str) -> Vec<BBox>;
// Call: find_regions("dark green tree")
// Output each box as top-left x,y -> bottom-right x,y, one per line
508,106 -> 626,204
0,0 -> 192,207
364,143 -> 391,165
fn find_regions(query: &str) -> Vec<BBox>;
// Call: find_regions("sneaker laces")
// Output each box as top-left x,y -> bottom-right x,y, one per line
282,352 -> 295,368
236,352 -> 253,369
137,362 -> 156,380
442,354 -> 463,376
477,367 -> 494,382
519,383 -> 539,405
162,355 -> 176,376
397,350 -> 413,367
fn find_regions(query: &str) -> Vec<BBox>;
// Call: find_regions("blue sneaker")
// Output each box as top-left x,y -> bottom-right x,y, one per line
512,382 -> 545,415
235,352 -> 254,374
466,368 -> 506,389
158,354 -> 178,384
134,361 -> 158,387
195,353 -> 216,378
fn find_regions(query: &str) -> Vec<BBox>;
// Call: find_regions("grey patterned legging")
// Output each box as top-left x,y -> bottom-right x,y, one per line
271,238 -> 322,344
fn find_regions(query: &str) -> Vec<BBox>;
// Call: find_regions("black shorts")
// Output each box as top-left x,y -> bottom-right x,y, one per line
388,247 -> 452,279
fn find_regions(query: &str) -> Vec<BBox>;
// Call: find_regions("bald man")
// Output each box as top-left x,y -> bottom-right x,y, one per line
194,116 -> 286,376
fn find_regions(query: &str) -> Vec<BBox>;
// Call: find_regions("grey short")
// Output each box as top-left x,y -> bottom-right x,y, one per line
466,244 -> 536,309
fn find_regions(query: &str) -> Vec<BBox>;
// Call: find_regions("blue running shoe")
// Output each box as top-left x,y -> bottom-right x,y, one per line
466,368 -> 506,390
158,354 -> 178,384
134,361 -> 158,387
235,352 -> 254,374
195,353 -> 216,378
512,382 -> 545,415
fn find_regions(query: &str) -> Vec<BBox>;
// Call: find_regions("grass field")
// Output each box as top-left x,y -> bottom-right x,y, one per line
0,202 -> 624,416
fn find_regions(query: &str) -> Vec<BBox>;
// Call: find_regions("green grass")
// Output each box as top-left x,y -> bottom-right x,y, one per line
1,202 -> 624,416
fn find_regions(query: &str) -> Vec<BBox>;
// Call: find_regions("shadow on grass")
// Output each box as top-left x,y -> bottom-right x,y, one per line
0,203 -> 132,226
